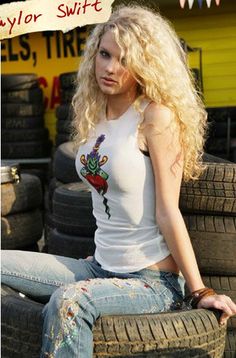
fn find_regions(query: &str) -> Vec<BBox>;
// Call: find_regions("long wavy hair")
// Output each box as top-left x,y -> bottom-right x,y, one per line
71,4 -> 209,182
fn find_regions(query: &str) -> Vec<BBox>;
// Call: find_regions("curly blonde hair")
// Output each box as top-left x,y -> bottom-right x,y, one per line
71,4 -> 209,182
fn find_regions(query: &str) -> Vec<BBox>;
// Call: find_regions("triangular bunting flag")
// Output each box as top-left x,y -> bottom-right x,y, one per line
198,0 -> 203,8
188,0 -> 195,9
206,0 -> 212,7
215,0 -> 221,5
179,0 -> 186,8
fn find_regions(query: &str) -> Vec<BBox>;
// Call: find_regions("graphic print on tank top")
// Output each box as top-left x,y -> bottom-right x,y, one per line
80,134 -> 111,219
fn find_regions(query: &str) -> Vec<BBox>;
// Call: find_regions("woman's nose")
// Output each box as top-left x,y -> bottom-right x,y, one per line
105,58 -> 118,74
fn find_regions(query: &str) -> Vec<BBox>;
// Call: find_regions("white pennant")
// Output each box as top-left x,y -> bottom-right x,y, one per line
188,0 -> 195,9
179,0 -> 186,8
206,0 -> 212,7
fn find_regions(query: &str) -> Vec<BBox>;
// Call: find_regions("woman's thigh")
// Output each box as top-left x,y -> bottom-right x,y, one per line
41,270 -> 185,356
49,270 -> 185,322
1,250 -> 104,302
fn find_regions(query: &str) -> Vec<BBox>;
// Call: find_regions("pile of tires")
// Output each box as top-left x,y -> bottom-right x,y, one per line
1,73 -> 52,159
1,152 -> 233,358
44,141 -> 96,258
55,72 -> 77,147
206,107 -> 236,162
180,153 -> 236,357
1,162 -> 43,251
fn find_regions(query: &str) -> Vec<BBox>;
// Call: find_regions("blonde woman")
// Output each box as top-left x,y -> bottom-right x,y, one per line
2,5 -> 236,357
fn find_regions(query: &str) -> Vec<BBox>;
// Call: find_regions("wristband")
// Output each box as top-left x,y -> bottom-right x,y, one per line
184,287 -> 216,309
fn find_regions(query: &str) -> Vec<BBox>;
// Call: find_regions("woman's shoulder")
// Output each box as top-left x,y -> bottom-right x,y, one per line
143,101 -> 175,131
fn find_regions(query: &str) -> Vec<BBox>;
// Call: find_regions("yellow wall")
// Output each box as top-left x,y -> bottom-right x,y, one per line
161,0 -> 236,107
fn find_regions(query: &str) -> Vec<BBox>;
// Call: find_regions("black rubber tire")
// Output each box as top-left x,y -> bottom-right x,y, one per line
59,72 -> 77,90
1,73 -> 39,91
207,153 -> 232,161
208,121 -> 236,138
1,173 -> 42,216
60,89 -> 75,104
44,211 -> 56,245
20,242 -> 39,252
53,141 -> 80,183
180,162 -> 236,216
2,88 -> 43,104
183,214 -> 236,275
55,133 -> 70,147
224,329 -> 236,358
55,104 -> 74,121
44,189 -> 51,213
203,152 -> 232,163
205,138 -> 235,154
1,284 -> 226,358
180,182 -> 236,216
181,179 -> 236,200
232,148 -> 236,164
21,168 -> 49,187
1,128 -> 49,142
1,285 -> 43,358
1,210 -> 43,249
195,162 -> 235,182
48,178 -> 64,196
52,182 -> 96,236
56,119 -> 72,134
1,140 -> 52,159
92,310 -> 225,357
47,178 -> 64,212
2,103 -> 44,118
202,276 -> 236,329
45,212 -> 55,229
1,116 -> 44,129
48,228 -> 95,259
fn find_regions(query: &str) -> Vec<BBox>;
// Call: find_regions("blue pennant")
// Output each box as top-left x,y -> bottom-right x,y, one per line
198,0 -> 203,7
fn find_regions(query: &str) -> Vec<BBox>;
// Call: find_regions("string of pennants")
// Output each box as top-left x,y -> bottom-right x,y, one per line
179,0 -> 221,8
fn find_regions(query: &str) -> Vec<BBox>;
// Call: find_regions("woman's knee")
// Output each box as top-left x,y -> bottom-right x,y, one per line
44,281 -> 96,322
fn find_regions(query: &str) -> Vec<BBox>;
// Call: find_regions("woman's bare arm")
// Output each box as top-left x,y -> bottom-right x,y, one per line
143,102 -> 204,292
143,102 -> 236,324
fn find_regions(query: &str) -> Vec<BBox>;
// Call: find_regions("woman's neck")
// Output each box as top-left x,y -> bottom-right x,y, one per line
106,93 -> 138,121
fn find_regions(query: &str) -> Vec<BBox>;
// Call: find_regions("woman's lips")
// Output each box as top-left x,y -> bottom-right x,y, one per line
101,77 -> 117,85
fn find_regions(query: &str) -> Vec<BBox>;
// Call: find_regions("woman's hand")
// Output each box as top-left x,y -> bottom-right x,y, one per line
197,294 -> 236,326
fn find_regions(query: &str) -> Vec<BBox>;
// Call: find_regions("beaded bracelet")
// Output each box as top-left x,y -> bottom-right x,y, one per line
184,287 -> 216,309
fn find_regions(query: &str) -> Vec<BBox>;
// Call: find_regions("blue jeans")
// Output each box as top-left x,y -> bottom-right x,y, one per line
1,250 -> 186,358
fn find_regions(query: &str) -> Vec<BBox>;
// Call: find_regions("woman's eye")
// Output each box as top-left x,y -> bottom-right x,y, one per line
100,50 -> 110,58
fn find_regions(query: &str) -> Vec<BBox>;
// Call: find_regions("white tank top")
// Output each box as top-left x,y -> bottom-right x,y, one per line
75,98 -> 170,273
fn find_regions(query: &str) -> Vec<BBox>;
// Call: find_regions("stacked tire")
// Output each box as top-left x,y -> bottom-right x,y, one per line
55,72 -> 77,147
1,162 -> 43,251
45,141 -> 96,258
1,153 -> 230,358
1,73 -> 52,159
206,107 -> 236,163
44,141 -> 79,246
180,153 -> 236,357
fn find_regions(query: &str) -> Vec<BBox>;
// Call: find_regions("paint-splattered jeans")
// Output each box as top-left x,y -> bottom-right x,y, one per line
1,250 -> 186,358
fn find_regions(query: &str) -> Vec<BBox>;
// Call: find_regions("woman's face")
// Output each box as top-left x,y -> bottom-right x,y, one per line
95,30 -> 137,98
